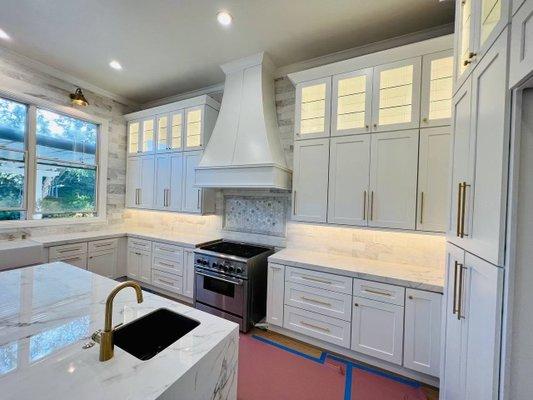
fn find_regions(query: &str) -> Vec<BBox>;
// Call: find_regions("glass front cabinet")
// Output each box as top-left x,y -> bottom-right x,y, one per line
125,96 -> 219,214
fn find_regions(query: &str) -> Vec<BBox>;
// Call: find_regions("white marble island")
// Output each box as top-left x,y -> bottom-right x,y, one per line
0,262 -> 239,400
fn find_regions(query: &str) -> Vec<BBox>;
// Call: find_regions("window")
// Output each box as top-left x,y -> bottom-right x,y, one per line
0,94 -> 104,223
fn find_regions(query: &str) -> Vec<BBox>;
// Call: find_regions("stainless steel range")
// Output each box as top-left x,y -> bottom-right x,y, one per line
193,240 -> 274,332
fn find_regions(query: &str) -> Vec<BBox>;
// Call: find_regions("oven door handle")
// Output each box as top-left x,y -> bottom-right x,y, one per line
195,270 -> 244,286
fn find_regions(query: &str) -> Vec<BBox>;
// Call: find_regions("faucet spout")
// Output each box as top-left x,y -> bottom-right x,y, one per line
97,281 -> 143,361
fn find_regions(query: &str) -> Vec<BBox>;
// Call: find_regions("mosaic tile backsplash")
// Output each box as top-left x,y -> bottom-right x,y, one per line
224,196 -> 287,237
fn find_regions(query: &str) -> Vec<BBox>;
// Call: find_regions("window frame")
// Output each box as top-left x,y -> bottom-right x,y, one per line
0,88 -> 108,228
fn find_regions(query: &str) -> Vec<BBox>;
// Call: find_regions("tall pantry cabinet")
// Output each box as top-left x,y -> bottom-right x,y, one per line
441,1 -> 511,399
289,35 -> 453,233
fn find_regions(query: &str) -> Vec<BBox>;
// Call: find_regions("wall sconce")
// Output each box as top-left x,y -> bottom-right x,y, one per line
70,88 -> 89,106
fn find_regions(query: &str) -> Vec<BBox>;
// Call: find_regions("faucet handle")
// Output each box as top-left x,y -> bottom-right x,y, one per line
91,329 -> 102,344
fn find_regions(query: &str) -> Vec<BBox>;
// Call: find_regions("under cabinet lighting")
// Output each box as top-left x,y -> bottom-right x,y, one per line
0,28 -> 11,41
109,60 -> 123,70
217,11 -> 233,26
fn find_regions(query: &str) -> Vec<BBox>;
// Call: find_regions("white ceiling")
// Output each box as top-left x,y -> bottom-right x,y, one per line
0,0 -> 454,104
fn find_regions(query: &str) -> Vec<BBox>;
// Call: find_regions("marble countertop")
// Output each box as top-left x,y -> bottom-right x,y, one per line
0,263 -> 239,400
269,248 -> 444,293
30,228 -> 221,249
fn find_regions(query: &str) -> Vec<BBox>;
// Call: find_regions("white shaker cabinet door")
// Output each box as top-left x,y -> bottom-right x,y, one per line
351,297 -> 404,365
465,29 -> 510,266
509,0 -> 533,88
418,127 -> 451,232
404,288 -> 442,377
266,263 -> 285,327
182,249 -> 195,299
462,253 -> 503,400
182,151 -> 202,213
139,156 -> 155,209
327,135 -> 371,226
169,153 -> 184,211
154,155 -> 171,210
292,138 -> 330,222
126,248 -> 140,280
87,249 -> 117,279
138,250 -> 152,284
368,130 -> 419,229
126,157 -> 141,208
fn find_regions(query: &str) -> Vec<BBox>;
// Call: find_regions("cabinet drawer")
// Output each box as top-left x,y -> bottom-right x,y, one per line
49,242 -> 87,259
152,242 -> 184,262
88,238 -> 118,254
152,270 -> 183,294
128,237 -> 151,251
353,279 -> 405,306
283,305 -> 351,348
51,254 -> 88,270
285,266 -> 352,294
285,282 -> 352,321
152,256 -> 184,276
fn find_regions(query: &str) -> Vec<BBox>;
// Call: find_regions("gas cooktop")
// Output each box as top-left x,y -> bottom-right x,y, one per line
198,240 -> 273,259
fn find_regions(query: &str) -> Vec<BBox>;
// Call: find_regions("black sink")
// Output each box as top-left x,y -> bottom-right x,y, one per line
114,308 -> 200,360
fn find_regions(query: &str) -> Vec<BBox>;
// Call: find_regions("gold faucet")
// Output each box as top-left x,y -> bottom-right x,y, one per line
92,281 -> 143,361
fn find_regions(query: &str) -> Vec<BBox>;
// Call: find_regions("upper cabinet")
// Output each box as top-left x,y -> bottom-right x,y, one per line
371,57 -> 422,132
509,0 -> 533,88
421,51 -> 454,127
454,0 -> 510,91
294,77 -> 332,140
124,95 -> 219,215
331,69 -> 372,136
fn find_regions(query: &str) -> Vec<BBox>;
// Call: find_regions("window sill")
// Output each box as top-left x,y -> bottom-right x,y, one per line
0,215 -> 107,230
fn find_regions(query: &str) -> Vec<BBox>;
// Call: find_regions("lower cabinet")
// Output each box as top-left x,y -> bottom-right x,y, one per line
127,246 -> 152,284
267,264 -> 286,326
404,288 -> 442,376
268,262 -> 442,378
351,297 -> 404,365
182,249 -> 195,298
87,249 -> 117,279
54,254 -> 88,269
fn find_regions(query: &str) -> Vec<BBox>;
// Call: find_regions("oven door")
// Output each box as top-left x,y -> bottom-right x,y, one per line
195,268 -> 247,317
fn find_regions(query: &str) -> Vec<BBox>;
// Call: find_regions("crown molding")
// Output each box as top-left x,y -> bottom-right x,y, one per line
275,23 -> 454,78
139,82 -> 225,110
0,45 -> 138,107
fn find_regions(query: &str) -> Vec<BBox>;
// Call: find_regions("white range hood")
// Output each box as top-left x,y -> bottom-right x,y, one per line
195,53 -> 292,189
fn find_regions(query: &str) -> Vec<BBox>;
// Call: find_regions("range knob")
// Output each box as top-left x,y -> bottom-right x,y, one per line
227,265 -> 235,273
221,265 -> 228,272
212,262 -> 220,269
236,267 -> 243,274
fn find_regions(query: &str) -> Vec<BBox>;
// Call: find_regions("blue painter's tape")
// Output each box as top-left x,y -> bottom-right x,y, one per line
344,363 -> 353,400
251,334 -> 327,364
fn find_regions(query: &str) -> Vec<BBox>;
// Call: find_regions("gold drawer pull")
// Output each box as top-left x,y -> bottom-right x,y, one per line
300,321 -> 331,333
301,275 -> 333,285
157,278 -> 176,286
157,261 -> 176,268
301,296 -> 332,307
363,288 -> 392,297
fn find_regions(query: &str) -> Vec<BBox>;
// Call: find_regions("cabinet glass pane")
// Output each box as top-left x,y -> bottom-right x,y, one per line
480,0 -> 501,45
378,65 -> 413,126
336,76 -> 366,130
171,113 -> 182,149
129,122 -> 139,153
186,109 -> 202,148
157,116 -> 168,151
142,119 -> 154,152
459,0 -> 473,75
429,57 -> 453,120
300,84 -> 326,134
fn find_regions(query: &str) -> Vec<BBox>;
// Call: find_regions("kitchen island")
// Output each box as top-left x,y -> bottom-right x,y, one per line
0,262 -> 239,400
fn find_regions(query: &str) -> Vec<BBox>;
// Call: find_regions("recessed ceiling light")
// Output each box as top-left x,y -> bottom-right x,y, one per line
109,60 -> 123,70
0,28 -> 11,41
217,11 -> 232,26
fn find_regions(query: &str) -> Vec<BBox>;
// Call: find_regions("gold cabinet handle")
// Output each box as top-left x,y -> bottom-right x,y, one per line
301,275 -> 332,285
463,59 -> 472,66
452,261 -> 459,316
370,191 -> 374,221
419,191 -> 424,225
460,182 -> 470,238
293,190 -> 297,216
197,189 -> 201,209
468,52 -> 477,59
408,295 -> 414,300
301,296 -> 332,307
422,117 -> 428,123
456,183 -> 463,237
300,320 -> 331,333
363,190 -> 367,220
363,288 -> 392,297
457,264 -> 466,320
139,189 -> 142,205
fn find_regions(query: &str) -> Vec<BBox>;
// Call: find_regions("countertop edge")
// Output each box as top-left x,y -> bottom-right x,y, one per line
268,254 -> 444,294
